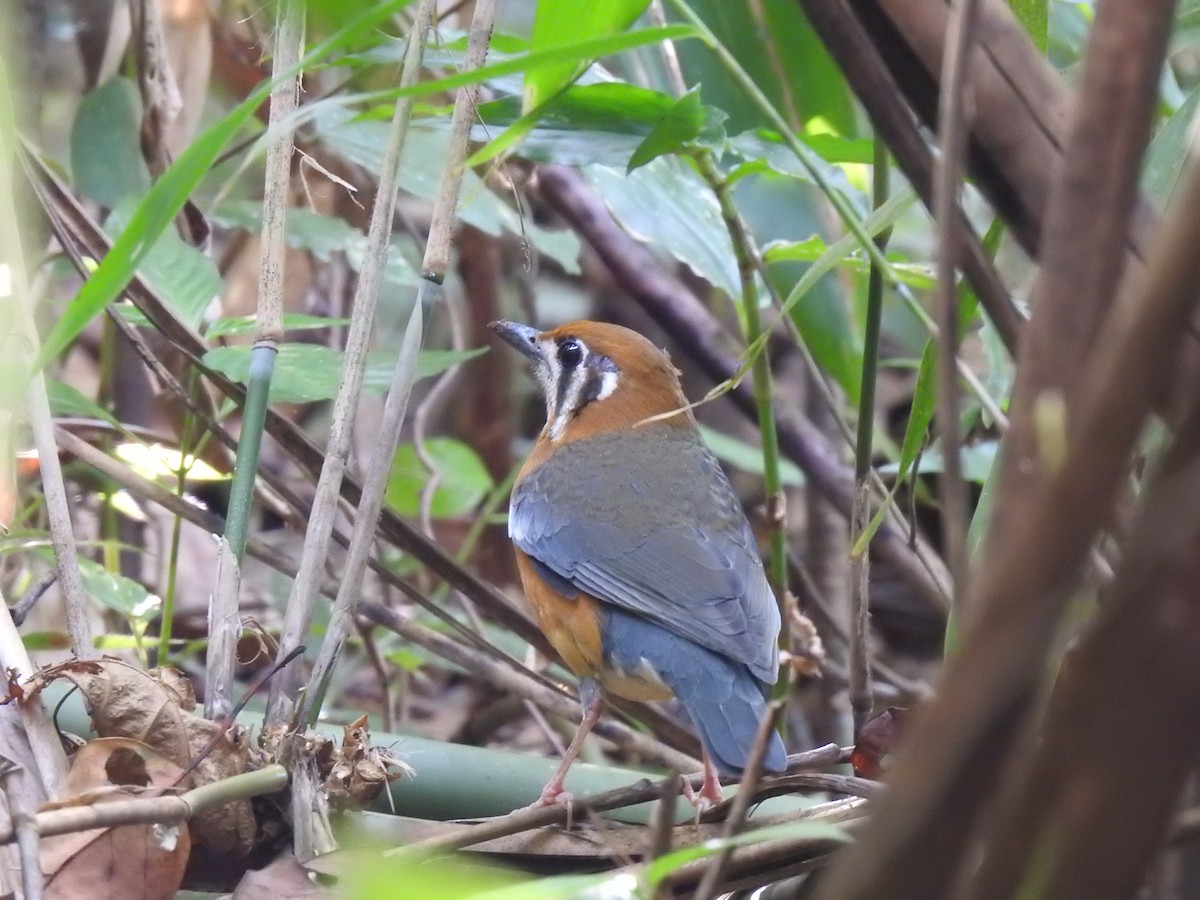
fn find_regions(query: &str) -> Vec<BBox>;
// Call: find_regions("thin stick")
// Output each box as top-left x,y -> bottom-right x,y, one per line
265,0 -> 438,728
932,0 -> 981,604
0,765 -> 289,846
694,701 -> 785,899
392,743 -> 846,858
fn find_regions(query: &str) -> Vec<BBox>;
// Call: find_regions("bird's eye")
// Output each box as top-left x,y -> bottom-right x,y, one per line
557,339 -> 583,369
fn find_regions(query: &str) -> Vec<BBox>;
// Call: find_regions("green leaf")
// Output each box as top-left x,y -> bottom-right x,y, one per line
524,0 -> 652,112
585,156 -> 738,296
205,312 -> 350,340
461,83 -> 681,168
385,438 -> 494,519
201,344 -> 485,405
1143,85 -> 1200,208
1009,0 -> 1048,52
879,440 -> 998,484
627,87 -> 726,173
461,24 -> 704,167
698,424 -> 804,486
36,0 -> 412,372
897,342 -> 936,484
45,379 -> 121,429
69,78 -> 150,209
105,199 -> 221,329
77,557 -> 160,625
643,819 -> 849,887
672,0 -> 856,136
729,129 -> 864,209
316,111 -> 580,274
764,236 -> 934,289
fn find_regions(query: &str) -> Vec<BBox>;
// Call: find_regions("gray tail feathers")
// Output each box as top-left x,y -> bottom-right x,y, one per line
674,661 -> 788,775
600,609 -> 787,776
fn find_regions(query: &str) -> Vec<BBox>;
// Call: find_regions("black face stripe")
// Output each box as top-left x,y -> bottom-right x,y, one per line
575,367 -> 607,410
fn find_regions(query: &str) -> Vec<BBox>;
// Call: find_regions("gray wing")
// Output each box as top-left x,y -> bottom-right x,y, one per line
510,427 -> 780,684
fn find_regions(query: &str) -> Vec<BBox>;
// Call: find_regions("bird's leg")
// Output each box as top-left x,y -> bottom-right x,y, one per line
681,750 -> 726,813
529,679 -> 603,809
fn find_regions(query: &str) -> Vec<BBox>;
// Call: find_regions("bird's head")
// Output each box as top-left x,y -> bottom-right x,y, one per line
489,319 -> 691,442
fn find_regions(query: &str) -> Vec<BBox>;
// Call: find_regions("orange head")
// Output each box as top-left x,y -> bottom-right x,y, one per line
488,320 -> 694,444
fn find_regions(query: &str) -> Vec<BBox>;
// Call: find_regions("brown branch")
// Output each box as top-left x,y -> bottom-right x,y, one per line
791,0 -> 1023,355
815,4 -> 1185,897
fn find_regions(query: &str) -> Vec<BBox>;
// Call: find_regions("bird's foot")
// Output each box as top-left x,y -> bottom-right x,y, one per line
681,773 -> 725,816
526,785 -> 575,809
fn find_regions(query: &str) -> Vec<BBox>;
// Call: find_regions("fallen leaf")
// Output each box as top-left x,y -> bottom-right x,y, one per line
35,659 -> 258,855
41,738 -> 191,900
232,851 -> 333,899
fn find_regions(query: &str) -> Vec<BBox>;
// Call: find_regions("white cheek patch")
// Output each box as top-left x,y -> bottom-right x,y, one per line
595,369 -> 619,401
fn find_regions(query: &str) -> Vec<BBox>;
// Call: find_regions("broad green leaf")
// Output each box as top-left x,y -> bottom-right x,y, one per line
644,819 -> 849,887
1009,0 -> 1049,52
1143,85 -> 1200,208
205,312 -> 350,340
213,199 -> 421,286
627,86 -> 726,172
730,129 -> 865,211
69,78 -> 150,209
46,379 -> 121,429
316,111 -> 580,274
106,199 -> 221,329
77,557 -> 160,625
458,83 -> 684,168
897,342 -> 936,484
764,235 -> 934,289
211,201 -> 363,259
878,440 -> 998,484
462,24 -> 704,167
672,0 -> 855,136
201,344 -> 484,404
699,425 -> 804,486
36,0 -> 412,371
386,438 -> 494,519
585,156 -> 738,296
524,0 -> 652,111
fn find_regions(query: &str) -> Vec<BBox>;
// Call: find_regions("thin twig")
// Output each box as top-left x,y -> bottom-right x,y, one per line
932,0 -> 981,604
695,151 -> 789,603
392,742 -> 847,858
694,702 -> 785,899
849,140 -> 892,734
0,589 -> 67,799
0,765 -> 290,846
0,755 -> 42,900
266,0 -> 438,728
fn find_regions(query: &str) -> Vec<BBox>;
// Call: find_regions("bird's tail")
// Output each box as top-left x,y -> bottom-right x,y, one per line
673,661 -> 788,776
600,609 -> 787,776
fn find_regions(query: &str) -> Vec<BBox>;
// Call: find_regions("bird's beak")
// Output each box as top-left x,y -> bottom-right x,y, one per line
488,320 -> 544,362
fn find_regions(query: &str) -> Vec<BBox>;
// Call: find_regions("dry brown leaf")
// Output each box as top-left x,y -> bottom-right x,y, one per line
34,659 -> 257,855
324,716 -> 412,810
41,737 -> 191,900
232,851 -> 334,899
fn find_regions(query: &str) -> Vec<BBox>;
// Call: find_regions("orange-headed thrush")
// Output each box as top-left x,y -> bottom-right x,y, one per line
490,319 -> 787,807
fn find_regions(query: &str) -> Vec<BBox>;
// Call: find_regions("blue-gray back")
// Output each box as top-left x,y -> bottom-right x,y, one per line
510,425 -> 781,685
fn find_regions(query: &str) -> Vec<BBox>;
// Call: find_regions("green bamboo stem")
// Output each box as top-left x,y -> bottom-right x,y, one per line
849,141 -> 892,733
694,152 -> 789,610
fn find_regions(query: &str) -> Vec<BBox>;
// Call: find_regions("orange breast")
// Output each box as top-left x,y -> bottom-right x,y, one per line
514,548 -> 604,678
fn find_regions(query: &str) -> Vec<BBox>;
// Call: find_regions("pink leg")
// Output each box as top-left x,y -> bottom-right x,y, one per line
529,691 -> 604,808
681,750 -> 726,812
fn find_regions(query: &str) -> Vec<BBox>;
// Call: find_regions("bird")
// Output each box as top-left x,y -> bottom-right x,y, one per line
489,318 -> 787,809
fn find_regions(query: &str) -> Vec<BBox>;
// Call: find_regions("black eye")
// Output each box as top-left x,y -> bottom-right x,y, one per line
557,339 -> 583,369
